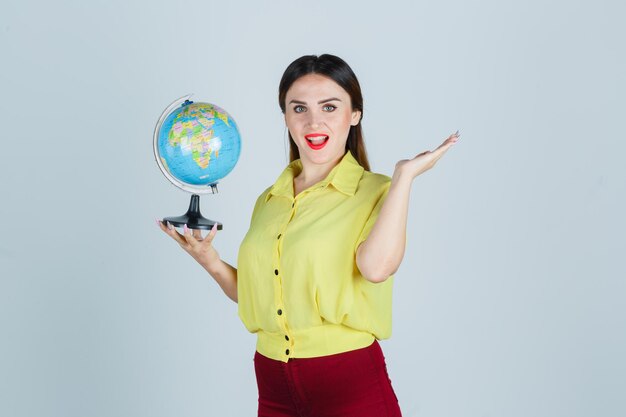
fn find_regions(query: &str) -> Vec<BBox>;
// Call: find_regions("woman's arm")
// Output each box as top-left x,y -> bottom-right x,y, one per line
204,258 -> 238,303
356,131 -> 459,283
158,222 -> 239,303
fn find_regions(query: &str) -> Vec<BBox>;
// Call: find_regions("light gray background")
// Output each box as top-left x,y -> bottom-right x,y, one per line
1,1 -> 624,416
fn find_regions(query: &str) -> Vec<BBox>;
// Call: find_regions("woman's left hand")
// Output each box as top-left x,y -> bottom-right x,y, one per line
392,130 -> 460,182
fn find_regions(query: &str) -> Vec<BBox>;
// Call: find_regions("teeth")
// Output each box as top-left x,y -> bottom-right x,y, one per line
306,136 -> 328,145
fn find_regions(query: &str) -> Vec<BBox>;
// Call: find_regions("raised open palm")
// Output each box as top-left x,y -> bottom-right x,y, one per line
394,130 -> 460,180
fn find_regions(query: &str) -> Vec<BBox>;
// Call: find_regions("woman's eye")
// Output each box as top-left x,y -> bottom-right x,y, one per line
323,105 -> 337,112
293,105 -> 306,113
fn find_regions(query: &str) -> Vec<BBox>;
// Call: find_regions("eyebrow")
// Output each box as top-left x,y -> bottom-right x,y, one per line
288,97 -> 342,105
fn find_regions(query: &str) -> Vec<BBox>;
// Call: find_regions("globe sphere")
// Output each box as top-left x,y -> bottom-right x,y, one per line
154,97 -> 241,193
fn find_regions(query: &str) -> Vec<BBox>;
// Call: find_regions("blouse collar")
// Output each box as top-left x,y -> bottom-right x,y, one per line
265,150 -> 365,202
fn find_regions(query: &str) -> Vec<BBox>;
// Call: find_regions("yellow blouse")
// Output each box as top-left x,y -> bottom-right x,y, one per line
237,150 -> 394,362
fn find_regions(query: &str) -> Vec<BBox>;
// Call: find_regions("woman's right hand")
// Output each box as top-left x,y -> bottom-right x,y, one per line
156,220 -> 221,273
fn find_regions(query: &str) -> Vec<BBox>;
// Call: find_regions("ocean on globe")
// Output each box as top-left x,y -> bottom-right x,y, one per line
155,99 -> 241,193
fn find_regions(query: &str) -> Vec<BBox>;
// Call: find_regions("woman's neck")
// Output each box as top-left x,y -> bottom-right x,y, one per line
293,154 -> 342,194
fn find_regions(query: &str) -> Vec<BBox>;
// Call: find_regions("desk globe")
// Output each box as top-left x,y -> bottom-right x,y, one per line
154,95 -> 241,230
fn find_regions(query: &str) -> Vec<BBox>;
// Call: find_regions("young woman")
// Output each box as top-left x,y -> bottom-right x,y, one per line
158,54 -> 459,417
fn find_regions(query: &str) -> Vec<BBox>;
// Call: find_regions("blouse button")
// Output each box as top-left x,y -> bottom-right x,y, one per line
277,234 -> 281,239
274,269 -> 279,275
285,335 -> 289,341
277,309 -> 283,315
286,349 -> 290,355
291,202 -> 295,208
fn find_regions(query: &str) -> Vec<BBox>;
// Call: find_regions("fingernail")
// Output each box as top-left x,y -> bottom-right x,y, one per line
212,223 -> 218,231
184,224 -> 188,232
167,221 -> 172,230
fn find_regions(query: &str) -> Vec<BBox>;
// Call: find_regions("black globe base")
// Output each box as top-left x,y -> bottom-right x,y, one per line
161,194 -> 222,230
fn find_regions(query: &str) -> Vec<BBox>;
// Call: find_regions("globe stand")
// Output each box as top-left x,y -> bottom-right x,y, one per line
161,192 -> 223,230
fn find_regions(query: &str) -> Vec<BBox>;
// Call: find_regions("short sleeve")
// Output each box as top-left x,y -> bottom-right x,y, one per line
354,181 -> 391,255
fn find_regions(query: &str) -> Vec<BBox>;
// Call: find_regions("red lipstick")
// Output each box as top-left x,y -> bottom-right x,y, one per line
304,133 -> 329,150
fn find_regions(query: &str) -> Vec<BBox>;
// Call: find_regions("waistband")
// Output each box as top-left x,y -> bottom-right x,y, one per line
256,323 -> 375,363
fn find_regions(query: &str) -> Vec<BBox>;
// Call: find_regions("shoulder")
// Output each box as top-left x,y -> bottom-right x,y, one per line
257,185 -> 273,201
247,185 -> 274,224
357,170 -> 391,195
253,185 -> 273,208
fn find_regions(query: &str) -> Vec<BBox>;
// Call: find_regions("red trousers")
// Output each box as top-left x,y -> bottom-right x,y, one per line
253,340 -> 402,417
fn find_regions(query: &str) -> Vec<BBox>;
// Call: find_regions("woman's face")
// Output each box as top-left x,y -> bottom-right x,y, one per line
284,73 -> 361,168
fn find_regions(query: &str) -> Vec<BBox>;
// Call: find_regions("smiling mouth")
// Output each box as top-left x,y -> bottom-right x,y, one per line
305,135 -> 329,150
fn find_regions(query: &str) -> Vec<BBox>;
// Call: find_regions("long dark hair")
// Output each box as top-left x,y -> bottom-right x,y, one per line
278,54 -> 371,171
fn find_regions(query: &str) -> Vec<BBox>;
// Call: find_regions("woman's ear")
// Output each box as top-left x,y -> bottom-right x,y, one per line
351,110 -> 362,126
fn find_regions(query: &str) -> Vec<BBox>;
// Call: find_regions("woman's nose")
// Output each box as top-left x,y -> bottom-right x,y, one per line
305,110 -> 323,128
